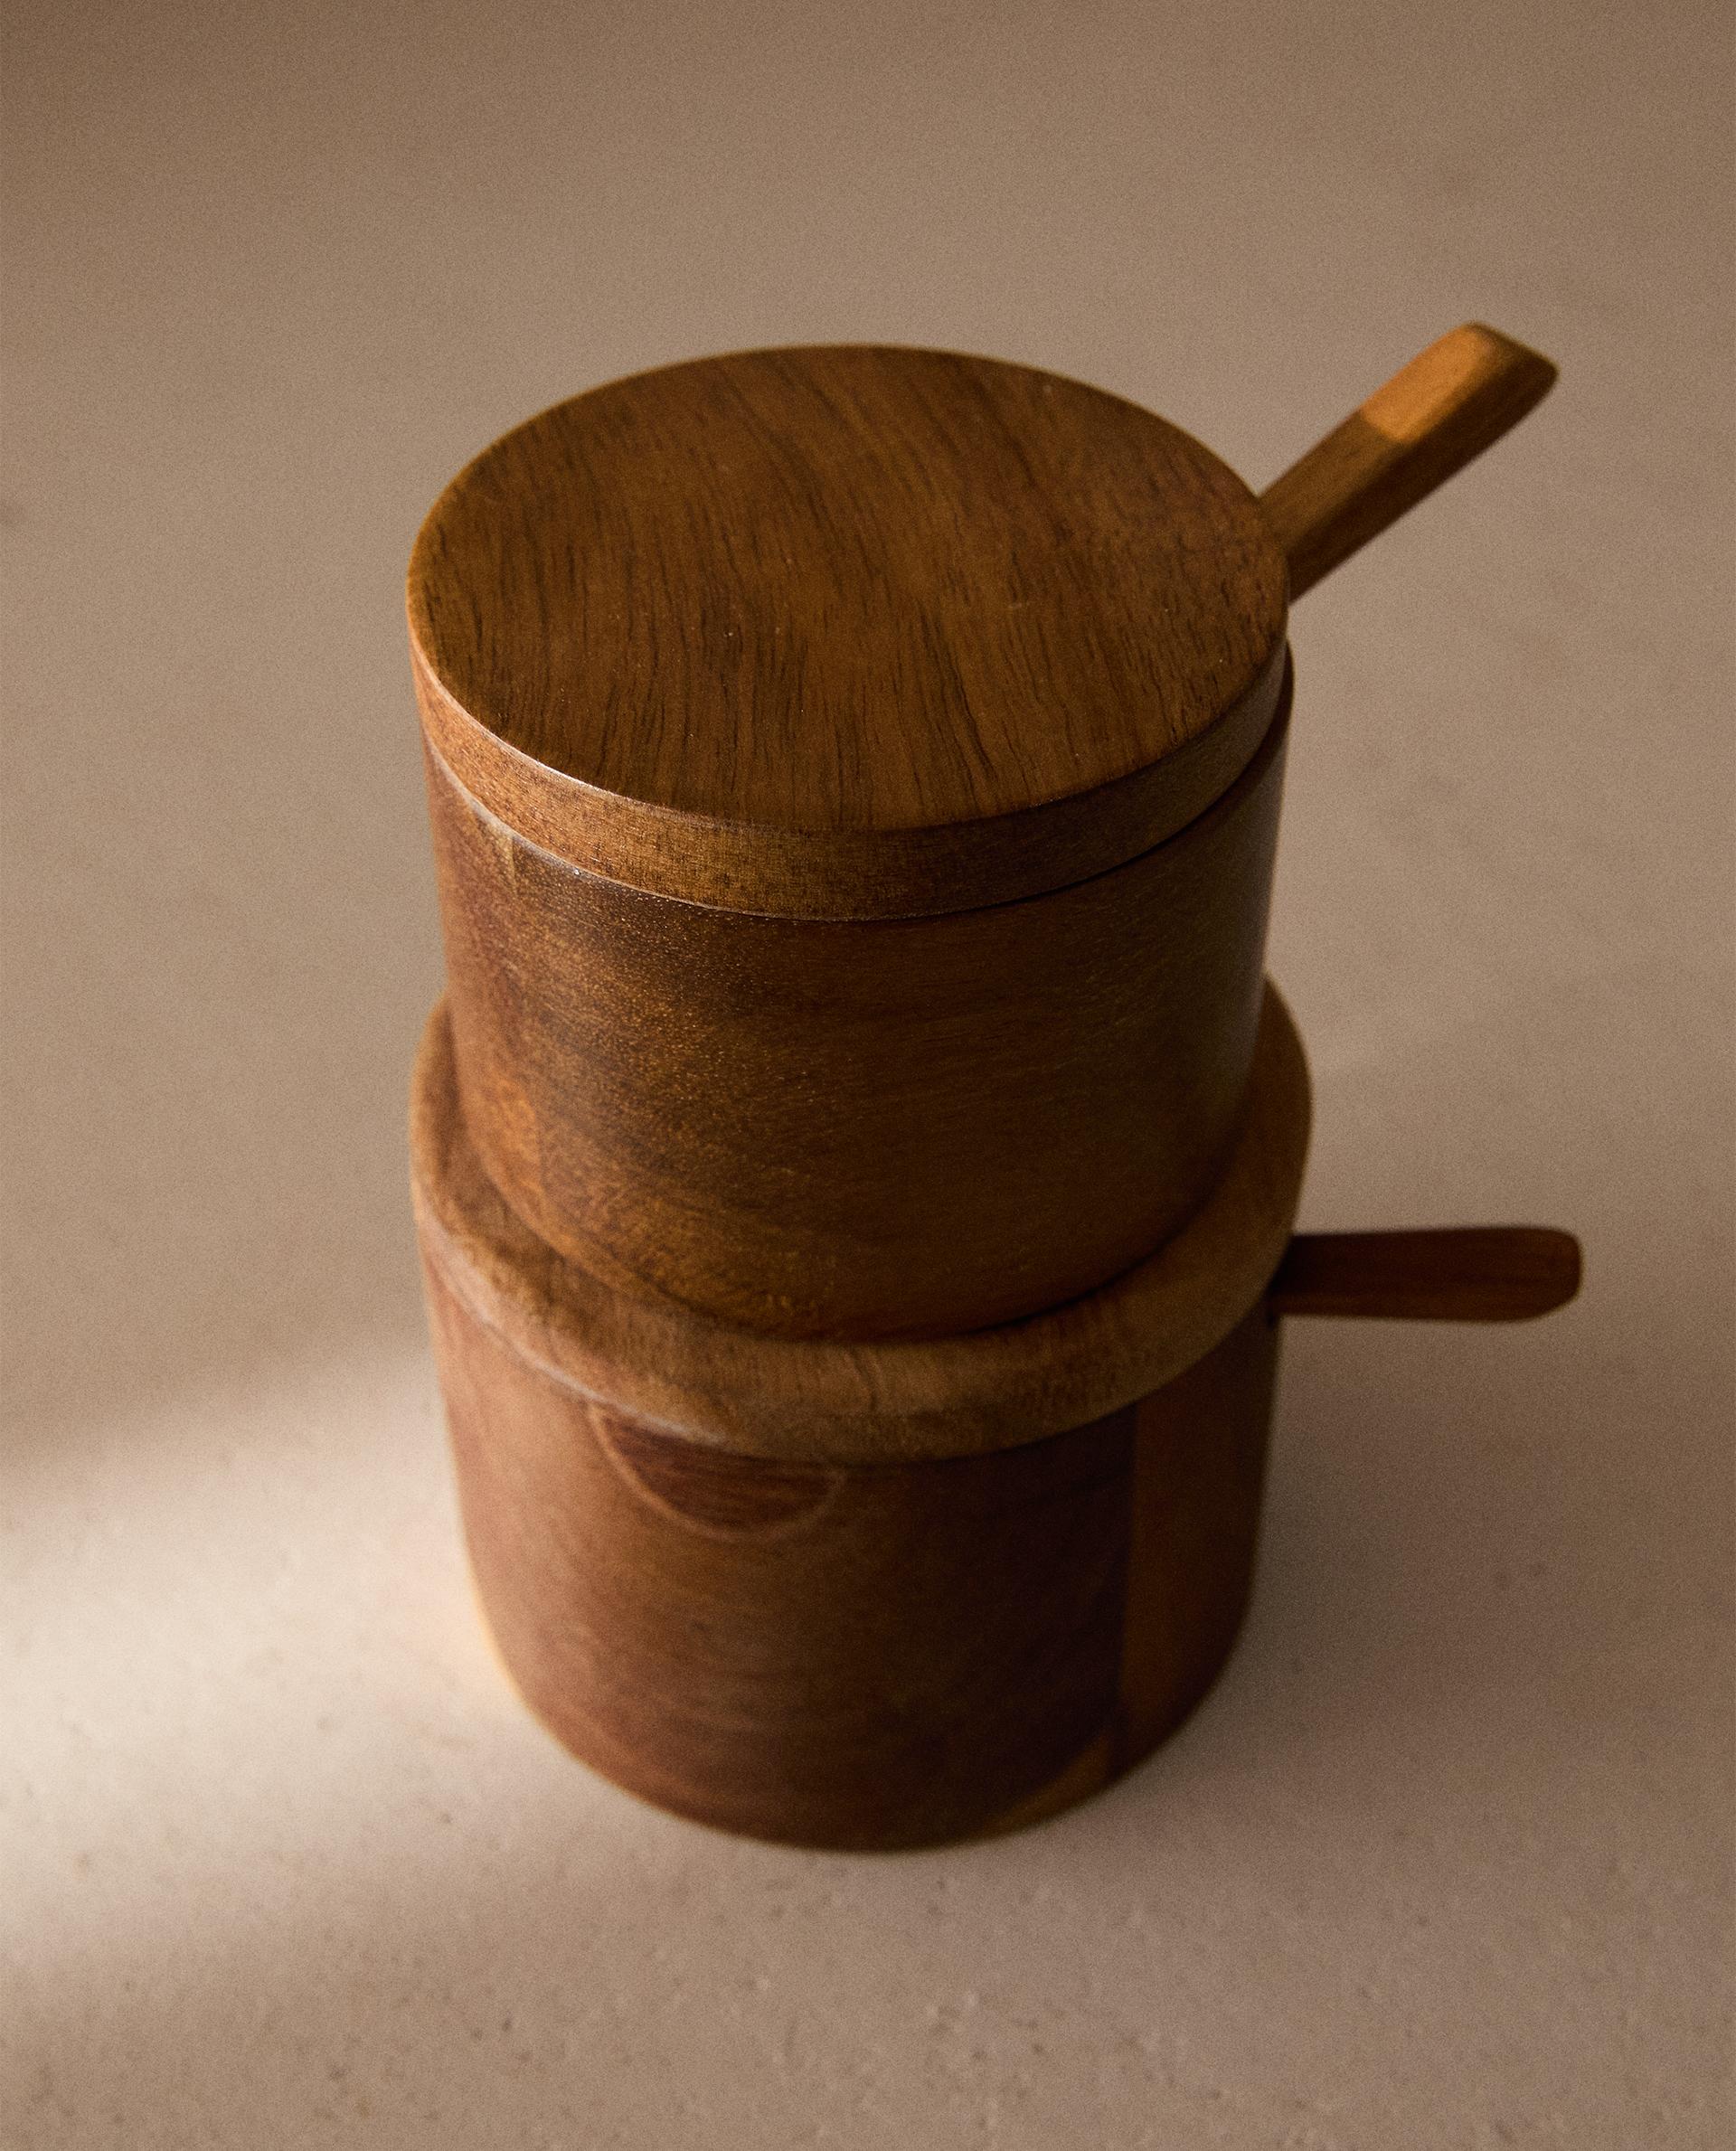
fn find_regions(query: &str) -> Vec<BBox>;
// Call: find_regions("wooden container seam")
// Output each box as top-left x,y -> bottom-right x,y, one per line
409,978 -> 1311,1464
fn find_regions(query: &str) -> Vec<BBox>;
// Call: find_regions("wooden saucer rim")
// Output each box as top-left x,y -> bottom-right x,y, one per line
410,641 -> 1289,923
410,983 -> 1311,1463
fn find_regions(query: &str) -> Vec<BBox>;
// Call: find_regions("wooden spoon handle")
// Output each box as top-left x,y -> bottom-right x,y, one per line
1270,1227 -> 1581,1323
1260,325 -> 1558,599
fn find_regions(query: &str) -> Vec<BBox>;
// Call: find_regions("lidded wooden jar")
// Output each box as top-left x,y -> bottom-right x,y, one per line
410,345 -> 1294,1337
408,325 -> 1580,1850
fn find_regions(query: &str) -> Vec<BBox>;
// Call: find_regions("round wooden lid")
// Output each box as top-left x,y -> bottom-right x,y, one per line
409,346 -> 1288,920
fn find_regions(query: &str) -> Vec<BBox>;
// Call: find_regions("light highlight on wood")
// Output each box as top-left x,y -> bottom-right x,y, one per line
1260,323 -> 1558,599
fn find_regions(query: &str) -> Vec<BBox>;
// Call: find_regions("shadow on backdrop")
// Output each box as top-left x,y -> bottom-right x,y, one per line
10,1309 -> 1698,2146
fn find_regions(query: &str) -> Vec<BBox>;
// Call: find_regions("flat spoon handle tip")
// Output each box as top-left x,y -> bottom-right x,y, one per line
1270,1226 -> 1582,1323
1261,323 -> 1559,600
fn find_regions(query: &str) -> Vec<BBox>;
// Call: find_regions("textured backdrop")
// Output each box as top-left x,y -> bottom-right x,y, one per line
4,2 -> 1731,2144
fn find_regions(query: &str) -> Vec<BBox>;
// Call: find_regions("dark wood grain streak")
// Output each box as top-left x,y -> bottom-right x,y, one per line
1114,1301 -> 1280,1772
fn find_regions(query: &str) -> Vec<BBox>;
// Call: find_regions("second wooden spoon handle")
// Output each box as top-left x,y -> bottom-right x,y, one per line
1270,1227 -> 1581,1322
1260,324 -> 1558,599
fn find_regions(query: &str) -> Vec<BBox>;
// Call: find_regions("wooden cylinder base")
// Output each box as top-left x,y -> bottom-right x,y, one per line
429,1263 -> 1278,1850
411,989 -> 1311,1851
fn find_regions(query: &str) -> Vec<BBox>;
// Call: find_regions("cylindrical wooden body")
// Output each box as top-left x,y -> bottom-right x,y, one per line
409,344 -> 1295,1342
423,1237 -> 1281,1852
420,674 -> 1290,1340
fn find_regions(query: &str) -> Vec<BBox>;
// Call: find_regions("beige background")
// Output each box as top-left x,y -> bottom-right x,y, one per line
4,2 -> 1731,2144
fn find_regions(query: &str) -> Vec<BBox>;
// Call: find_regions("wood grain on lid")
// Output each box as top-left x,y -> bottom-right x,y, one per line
408,346 -> 1288,919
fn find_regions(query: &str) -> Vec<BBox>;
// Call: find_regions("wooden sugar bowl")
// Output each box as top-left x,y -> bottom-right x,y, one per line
408,325 -> 1581,1848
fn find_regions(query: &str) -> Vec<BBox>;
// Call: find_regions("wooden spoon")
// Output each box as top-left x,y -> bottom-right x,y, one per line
1270,1227 -> 1582,1323
1261,324 -> 1558,599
